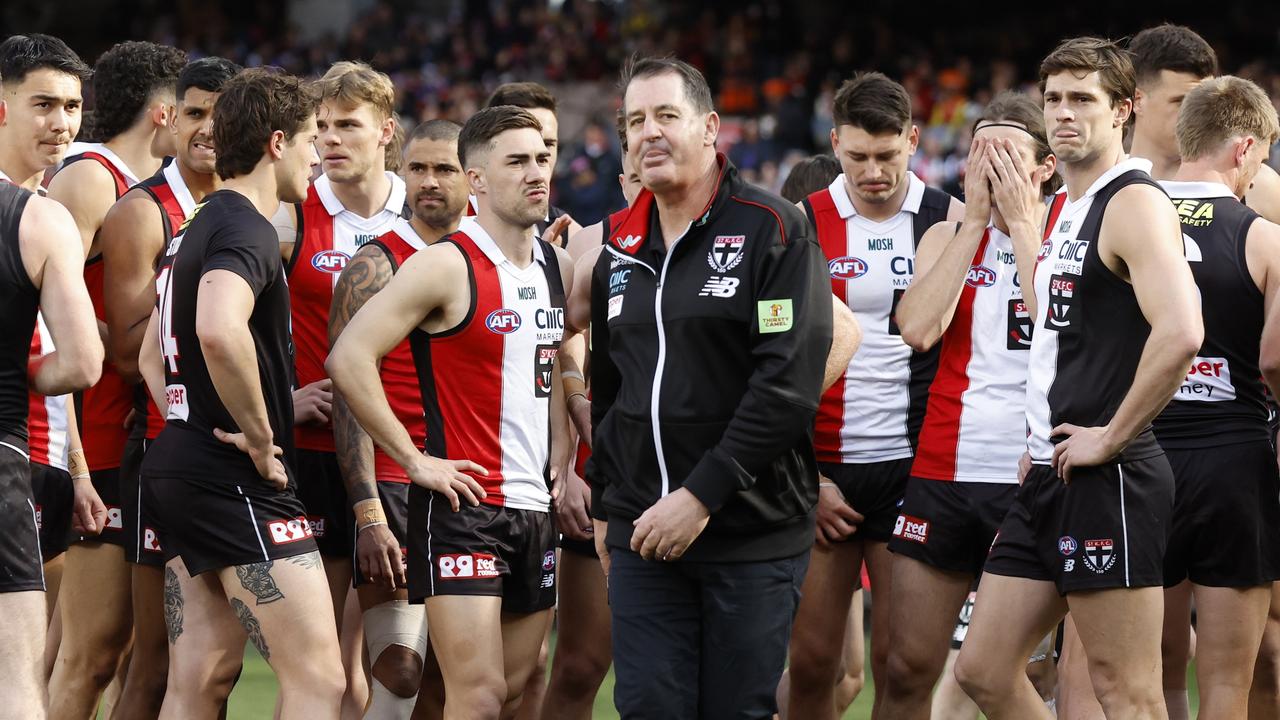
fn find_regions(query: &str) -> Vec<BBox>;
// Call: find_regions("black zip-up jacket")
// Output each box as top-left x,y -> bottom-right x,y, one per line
587,155 -> 832,562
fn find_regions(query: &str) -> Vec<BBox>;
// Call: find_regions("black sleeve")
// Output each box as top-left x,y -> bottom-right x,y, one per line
203,212 -> 279,297
682,207 -> 833,513
586,249 -> 620,522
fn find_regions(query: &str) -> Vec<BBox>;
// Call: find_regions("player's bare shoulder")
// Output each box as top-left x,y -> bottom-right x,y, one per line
1246,164 -> 1280,224
18,194 -> 81,287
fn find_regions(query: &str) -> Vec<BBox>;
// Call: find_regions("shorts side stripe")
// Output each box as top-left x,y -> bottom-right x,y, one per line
1117,464 -> 1130,587
236,486 -> 270,562
135,475 -> 143,560
426,493 -> 435,596
0,441 -> 30,460
27,499 -> 45,590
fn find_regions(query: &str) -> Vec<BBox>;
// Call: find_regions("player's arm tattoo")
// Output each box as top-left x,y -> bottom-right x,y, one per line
231,597 -> 270,661
163,566 -> 183,644
235,561 -> 285,604
329,247 -> 395,505
285,550 -> 321,570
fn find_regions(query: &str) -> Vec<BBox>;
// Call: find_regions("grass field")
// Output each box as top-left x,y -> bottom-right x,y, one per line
225,640 -> 1203,719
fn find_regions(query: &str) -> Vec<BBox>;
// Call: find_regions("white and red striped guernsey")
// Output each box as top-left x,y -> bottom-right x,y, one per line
289,173 -> 407,453
28,314 -> 69,470
911,225 -> 1038,483
807,173 -> 950,463
409,221 -> 566,511
366,220 -> 428,483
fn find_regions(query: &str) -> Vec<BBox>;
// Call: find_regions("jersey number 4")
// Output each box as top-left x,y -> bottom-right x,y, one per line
155,266 -> 181,374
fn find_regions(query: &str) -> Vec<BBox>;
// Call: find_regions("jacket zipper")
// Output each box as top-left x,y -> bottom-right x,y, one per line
604,218 -> 692,498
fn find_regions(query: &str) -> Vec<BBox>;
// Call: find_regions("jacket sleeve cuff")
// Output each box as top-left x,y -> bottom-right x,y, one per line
682,447 -> 749,514
590,482 -> 609,521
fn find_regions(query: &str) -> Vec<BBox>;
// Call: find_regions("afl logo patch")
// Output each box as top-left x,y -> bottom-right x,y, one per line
828,256 -> 868,280
1037,238 -> 1053,262
1058,536 -> 1077,556
485,308 -> 522,334
311,250 -> 350,274
965,265 -> 996,288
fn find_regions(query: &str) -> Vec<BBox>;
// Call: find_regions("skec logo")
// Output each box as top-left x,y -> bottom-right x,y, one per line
486,309 -> 522,334
311,250 -> 350,274
829,256 -> 868,280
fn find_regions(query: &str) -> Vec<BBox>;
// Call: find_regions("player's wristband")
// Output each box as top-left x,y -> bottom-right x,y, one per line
561,370 -> 585,384
567,391 -> 588,404
818,482 -> 838,489
69,449 -> 89,480
354,498 -> 387,532
71,473 -> 91,482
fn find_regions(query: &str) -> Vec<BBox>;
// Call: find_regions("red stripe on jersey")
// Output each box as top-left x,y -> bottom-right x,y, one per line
27,333 -> 52,465
416,234 -> 507,507
138,177 -> 188,440
808,189 -> 848,462
1036,193 -> 1068,270
912,230 -> 989,481
291,186 -> 338,452
370,229 -> 428,483
65,152 -> 133,469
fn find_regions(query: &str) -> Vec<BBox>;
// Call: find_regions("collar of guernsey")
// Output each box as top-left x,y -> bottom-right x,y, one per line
826,170 -> 927,219
313,171 -> 406,217
457,215 -> 548,268
386,217 -> 427,251
65,141 -> 141,186
1159,180 -> 1236,200
0,169 -> 46,196
161,159 -> 197,217
1067,157 -> 1154,203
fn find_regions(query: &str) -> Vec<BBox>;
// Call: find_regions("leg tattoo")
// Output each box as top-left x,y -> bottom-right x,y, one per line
163,566 -> 184,644
285,551 -> 321,570
235,561 -> 285,605
231,597 -> 270,661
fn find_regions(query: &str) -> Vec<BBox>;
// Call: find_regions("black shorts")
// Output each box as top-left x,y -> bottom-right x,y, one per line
145,469 -> 317,577
0,440 -> 45,592
985,455 -> 1174,594
407,486 -> 556,613
121,436 -> 166,567
352,481 -> 410,587
31,462 -> 72,562
1163,440 -> 1280,588
74,466 -> 126,547
560,534 -> 597,558
819,458 -> 911,543
294,450 -> 352,558
889,478 -> 1018,575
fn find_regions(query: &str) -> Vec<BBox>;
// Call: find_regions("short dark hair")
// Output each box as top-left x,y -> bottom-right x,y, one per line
832,72 -> 911,135
458,106 -> 542,169
89,41 -> 187,142
213,68 -> 320,180
177,56 -> 241,101
0,33 -> 91,87
406,119 -> 461,146
620,55 -> 714,115
975,91 -> 1062,195
1130,24 -> 1218,87
779,155 -> 842,204
485,82 -> 557,114
1039,36 -> 1135,109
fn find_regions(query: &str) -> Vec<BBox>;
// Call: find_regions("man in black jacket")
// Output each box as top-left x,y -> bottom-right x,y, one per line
588,56 -> 833,719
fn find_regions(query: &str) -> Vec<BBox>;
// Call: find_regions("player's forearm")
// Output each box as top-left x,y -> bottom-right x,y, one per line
550,357 -> 571,474
139,312 -> 167,415
29,346 -> 103,396
1008,218 -> 1042,320
333,391 -> 378,504
107,312 -> 151,383
200,325 -> 275,446
1104,322 -> 1202,449
823,300 -> 860,391
897,221 -> 983,351
327,348 -> 423,471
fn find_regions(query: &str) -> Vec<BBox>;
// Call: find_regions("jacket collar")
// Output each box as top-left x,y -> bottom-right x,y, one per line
606,153 -> 736,257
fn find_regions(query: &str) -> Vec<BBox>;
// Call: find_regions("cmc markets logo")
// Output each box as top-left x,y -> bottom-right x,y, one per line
828,256 -> 868,280
485,308 -> 522,334
311,249 -> 350,274
965,265 -> 997,288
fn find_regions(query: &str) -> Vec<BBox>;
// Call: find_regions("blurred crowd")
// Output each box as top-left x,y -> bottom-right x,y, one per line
20,0 -> 1280,224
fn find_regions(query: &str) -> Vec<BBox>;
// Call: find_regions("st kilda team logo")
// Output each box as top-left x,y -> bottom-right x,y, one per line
1083,538 -> 1117,574
1046,272 -> 1079,330
534,344 -> 558,398
707,235 -> 746,273
1007,298 -> 1033,349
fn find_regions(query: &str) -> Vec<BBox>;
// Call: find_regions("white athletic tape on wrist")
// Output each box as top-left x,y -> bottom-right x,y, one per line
367,678 -> 417,720
363,600 -> 428,661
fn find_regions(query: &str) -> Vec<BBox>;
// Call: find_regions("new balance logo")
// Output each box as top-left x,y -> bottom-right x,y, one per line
698,276 -> 740,298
